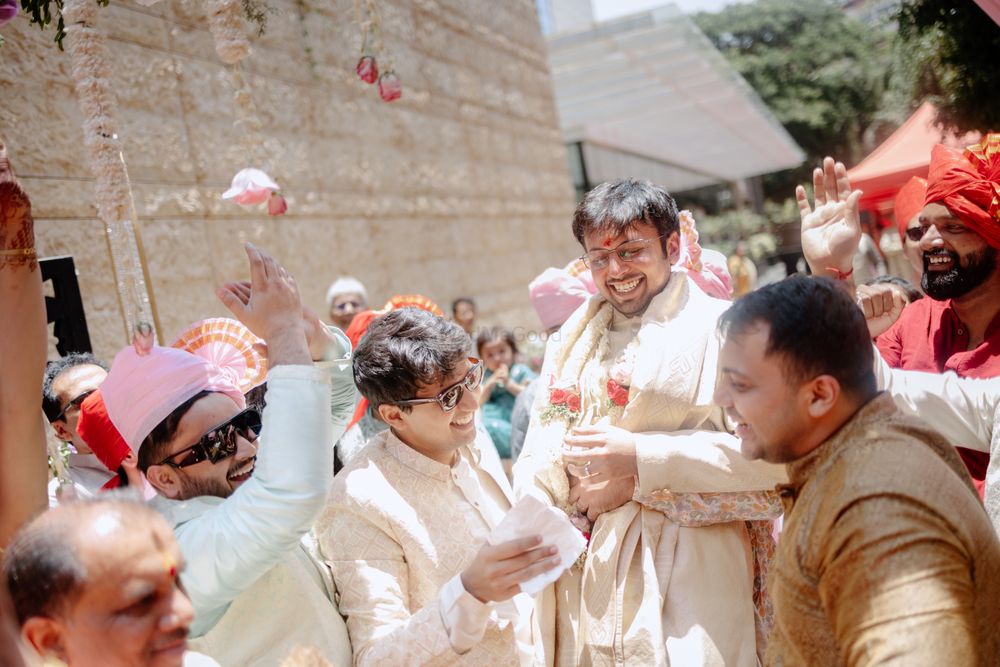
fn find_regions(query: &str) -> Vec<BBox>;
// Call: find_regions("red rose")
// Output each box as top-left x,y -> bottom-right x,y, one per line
606,379 -> 629,407
566,393 -> 581,412
549,388 -> 568,405
378,71 -> 402,102
356,55 -> 378,84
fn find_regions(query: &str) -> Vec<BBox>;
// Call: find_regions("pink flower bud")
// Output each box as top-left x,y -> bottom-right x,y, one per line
378,71 -> 402,102
132,322 -> 155,356
0,0 -> 18,26
356,55 -> 378,84
267,192 -> 288,216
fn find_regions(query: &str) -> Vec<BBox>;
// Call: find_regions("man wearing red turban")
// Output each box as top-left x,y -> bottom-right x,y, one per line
876,133 -> 1000,498
799,134 -> 1000,501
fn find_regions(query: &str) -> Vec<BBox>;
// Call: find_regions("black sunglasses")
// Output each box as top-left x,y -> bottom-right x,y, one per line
395,358 -> 484,413
157,408 -> 262,469
52,389 -> 96,423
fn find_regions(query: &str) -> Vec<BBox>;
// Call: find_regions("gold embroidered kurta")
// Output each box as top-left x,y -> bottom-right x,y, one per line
768,393 -> 1000,666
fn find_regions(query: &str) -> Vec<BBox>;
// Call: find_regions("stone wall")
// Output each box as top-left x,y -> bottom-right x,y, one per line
0,0 -> 578,360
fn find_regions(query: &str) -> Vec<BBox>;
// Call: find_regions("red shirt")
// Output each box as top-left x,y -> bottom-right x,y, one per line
877,297 -> 1000,495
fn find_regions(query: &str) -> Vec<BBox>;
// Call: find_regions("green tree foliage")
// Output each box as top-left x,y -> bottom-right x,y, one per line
694,0 -> 889,165
896,0 -> 1000,133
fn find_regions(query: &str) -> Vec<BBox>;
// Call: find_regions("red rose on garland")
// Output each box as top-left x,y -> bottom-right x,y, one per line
566,394 -> 581,412
549,388 -> 568,405
607,379 -> 629,407
356,55 -> 379,84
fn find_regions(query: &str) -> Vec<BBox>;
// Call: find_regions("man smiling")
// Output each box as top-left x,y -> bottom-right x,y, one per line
714,275 -> 1000,665
801,135 -> 1000,495
5,497 -> 216,667
318,308 -> 559,665
100,244 -> 355,666
515,179 -> 785,665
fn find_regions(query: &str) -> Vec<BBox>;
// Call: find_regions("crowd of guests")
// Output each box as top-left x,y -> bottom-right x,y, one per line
0,130 -> 998,667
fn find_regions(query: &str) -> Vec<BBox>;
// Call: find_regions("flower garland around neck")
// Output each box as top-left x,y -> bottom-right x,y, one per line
540,341 -> 638,426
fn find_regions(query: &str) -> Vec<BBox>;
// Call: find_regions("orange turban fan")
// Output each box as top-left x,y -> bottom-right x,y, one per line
894,176 -> 928,240
344,294 -> 445,429
76,389 -> 132,491
925,133 -> 1000,249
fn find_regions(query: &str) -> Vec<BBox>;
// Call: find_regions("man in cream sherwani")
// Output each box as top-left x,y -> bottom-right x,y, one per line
514,179 -> 788,666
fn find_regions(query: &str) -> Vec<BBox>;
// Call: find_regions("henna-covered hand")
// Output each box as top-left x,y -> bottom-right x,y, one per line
0,143 -> 37,272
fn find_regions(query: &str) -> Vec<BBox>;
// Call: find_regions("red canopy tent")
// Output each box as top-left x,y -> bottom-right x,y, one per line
848,102 -> 980,226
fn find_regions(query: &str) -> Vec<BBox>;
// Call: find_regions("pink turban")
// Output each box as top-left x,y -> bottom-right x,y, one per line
675,211 -> 733,301
101,345 -> 246,452
529,265 -> 596,330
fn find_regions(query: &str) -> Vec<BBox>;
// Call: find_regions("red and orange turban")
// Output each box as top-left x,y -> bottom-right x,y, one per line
344,294 -> 445,429
925,133 -> 1000,248
894,176 -> 927,241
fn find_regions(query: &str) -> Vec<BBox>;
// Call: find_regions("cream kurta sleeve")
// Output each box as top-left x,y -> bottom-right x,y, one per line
873,351 -> 997,452
324,503 -> 490,666
634,426 -> 788,495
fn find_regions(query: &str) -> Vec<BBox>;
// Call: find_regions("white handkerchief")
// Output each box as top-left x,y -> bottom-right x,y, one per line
488,495 -> 586,596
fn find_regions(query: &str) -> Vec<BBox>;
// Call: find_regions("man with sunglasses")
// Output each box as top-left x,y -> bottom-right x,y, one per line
514,179 -> 787,665
41,352 -> 114,505
317,308 -> 560,665
800,136 -> 1000,500
100,244 -> 354,667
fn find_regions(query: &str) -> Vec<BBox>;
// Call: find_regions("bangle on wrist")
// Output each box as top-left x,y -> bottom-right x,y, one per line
0,247 -> 36,257
825,265 -> 853,280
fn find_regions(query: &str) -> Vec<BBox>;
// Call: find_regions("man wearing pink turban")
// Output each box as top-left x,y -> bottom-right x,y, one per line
100,244 -> 355,667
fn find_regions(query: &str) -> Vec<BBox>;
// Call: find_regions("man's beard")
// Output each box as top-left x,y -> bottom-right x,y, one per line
921,246 -> 998,300
177,469 -> 234,500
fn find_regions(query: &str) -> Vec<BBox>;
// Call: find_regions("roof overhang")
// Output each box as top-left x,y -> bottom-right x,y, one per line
548,5 -> 805,190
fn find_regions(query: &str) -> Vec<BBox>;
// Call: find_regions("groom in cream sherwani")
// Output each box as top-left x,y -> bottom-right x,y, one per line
514,179 -> 787,666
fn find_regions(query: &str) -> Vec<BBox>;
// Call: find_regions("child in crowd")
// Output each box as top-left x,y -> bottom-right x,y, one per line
476,327 -> 536,460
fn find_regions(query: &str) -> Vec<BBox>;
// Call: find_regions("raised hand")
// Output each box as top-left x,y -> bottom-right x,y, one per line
217,278 -> 337,361
460,535 -> 560,603
216,244 -> 310,366
856,283 -> 907,339
797,157 -> 863,280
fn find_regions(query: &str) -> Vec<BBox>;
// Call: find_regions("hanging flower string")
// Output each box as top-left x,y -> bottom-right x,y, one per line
61,0 -> 157,344
354,0 -> 400,102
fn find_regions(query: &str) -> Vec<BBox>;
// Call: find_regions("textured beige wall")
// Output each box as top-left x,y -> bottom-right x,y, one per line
0,0 -> 577,360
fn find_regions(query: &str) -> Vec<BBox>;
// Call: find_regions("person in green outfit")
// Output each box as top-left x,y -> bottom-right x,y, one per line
477,327 -> 536,461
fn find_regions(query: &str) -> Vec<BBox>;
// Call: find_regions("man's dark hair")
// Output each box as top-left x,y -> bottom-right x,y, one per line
3,496 -> 157,625
476,326 -> 518,357
865,274 -> 924,303
42,353 -> 109,422
718,276 -> 876,398
137,390 -> 212,472
451,297 -> 476,315
572,179 -> 680,254
354,308 -> 471,416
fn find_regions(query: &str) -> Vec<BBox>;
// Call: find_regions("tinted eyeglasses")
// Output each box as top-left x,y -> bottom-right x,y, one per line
52,389 -> 96,423
581,234 -> 667,270
395,358 -> 484,413
157,408 -> 262,469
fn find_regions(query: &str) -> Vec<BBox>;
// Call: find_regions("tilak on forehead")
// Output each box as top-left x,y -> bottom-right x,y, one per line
152,528 -> 179,579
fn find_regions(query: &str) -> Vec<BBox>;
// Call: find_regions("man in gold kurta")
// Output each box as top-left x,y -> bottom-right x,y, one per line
715,275 -> 1000,665
515,180 -> 787,666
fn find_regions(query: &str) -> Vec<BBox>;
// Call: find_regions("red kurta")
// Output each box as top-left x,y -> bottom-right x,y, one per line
876,297 -> 1000,496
